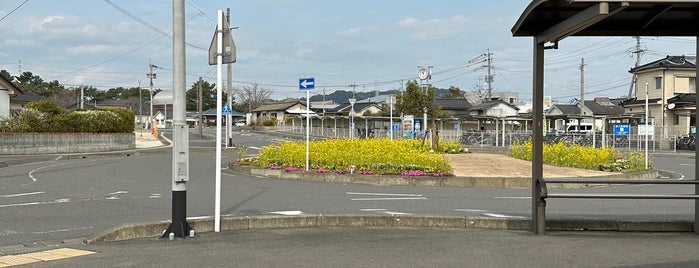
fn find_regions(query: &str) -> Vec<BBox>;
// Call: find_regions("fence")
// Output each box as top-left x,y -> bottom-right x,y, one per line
273,126 -> 682,151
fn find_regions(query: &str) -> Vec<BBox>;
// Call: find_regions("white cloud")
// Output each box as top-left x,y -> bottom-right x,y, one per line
39,15 -> 65,29
338,28 -> 361,37
396,14 -> 475,41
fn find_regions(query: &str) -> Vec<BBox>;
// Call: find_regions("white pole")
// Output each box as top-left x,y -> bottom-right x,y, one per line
389,96 -> 394,140
214,10 -> 223,232
306,88 -> 310,171
645,82 -> 649,170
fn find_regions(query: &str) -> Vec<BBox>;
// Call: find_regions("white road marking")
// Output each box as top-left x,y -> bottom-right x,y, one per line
493,196 -> 530,199
657,169 -> 685,180
0,198 -> 71,208
0,191 -> 45,198
351,197 -> 427,201
0,229 -> 21,236
680,163 -> 693,166
453,209 -> 488,212
105,196 -> 119,200
482,213 -> 526,219
31,226 -> 93,235
359,208 -> 412,215
149,194 -> 162,199
346,192 -> 424,197
248,146 -> 262,150
108,191 -> 128,195
270,210 -> 304,216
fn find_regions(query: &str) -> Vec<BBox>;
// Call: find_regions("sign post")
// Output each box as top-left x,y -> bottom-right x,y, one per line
299,77 -> 314,171
207,9 -> 235,233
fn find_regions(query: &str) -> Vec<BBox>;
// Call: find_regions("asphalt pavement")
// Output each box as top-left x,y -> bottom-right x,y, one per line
11,227 -> 699,268
2,129 -> 698,267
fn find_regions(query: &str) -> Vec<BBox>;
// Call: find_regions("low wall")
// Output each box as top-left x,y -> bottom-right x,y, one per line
0,133 -> 135,155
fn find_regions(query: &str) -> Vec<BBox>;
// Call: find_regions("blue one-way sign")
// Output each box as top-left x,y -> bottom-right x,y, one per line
299,77 -> 315,90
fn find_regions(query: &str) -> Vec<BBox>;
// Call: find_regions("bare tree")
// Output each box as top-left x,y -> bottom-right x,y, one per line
235,83 -> 272,112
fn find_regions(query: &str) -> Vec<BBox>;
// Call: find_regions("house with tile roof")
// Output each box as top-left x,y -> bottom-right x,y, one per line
622,55 -> 696,138
1,75 -> 43,117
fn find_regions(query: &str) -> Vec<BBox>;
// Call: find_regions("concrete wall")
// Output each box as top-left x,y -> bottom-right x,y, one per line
0,133 -> 135,154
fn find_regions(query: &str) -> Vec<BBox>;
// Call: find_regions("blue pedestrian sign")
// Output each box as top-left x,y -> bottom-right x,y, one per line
299,77 -> 315,90
222,103 -> 232,115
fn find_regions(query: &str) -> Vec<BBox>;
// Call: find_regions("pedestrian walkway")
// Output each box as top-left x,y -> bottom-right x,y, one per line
446,153 -> 619,178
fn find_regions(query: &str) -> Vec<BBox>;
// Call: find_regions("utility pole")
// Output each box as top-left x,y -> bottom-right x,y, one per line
138,77 -> 142,136
580,58 -> 585,117
628,36 -> 644,98
485,49 -> 494,99
348,84 -> 357,139
226,8 -> 233,147
198,77 -> 203,137
80,84 -> 84,109
162,0 -> 192,239
147,60 -> 159,129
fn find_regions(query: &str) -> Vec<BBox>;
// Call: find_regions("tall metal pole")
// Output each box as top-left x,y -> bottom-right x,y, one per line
214,10 -> 224,233
645,82 -> 649,170
162,0 -> 192,238
305,88 -> 310,171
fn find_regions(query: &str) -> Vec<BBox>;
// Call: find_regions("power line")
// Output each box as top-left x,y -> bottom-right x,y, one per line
103,0 -> 207,51
0,0 -> 29,22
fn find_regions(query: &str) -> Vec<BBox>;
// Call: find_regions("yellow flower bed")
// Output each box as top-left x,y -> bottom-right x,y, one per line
256,138 -> 452,175
508,140 -> 647,172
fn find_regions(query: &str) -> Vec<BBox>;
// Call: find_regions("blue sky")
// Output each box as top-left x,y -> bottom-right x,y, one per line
1,0 -> 696,103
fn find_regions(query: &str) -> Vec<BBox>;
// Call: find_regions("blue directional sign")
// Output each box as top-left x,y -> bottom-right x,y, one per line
222,103 -> 232,115
613,123 -> 630,135
299,77 -> 315,90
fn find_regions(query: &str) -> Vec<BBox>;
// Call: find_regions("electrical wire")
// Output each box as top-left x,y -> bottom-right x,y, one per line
0,0 -> 29,22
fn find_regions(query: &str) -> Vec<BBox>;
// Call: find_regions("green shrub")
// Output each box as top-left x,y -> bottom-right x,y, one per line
101,107 -> 135,132
0,108 -> 48,132
52,110 -> 121,133
26,99 -> 65,118
262,118 -> 278,126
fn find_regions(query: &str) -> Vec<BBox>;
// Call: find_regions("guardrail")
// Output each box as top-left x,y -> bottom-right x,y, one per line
534,178 -> 699,235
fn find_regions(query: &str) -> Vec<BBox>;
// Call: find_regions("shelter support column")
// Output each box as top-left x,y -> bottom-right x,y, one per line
532,40 -> 545,234
695,34 -> 698,235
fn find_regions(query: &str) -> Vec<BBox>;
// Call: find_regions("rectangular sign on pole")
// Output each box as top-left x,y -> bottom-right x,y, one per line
613,123 -> 630,135
299,77 -> 315,90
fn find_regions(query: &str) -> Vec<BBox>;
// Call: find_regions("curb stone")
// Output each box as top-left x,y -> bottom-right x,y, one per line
84,215 -> 694,244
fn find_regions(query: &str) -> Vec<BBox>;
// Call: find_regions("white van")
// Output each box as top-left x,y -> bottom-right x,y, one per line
564,123 -> 593,133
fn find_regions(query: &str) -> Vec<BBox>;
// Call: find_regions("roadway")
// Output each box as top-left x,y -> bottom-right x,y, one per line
0,129 -> 696,253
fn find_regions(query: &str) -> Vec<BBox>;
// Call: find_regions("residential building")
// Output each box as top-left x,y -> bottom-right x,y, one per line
622,55 -> 696,138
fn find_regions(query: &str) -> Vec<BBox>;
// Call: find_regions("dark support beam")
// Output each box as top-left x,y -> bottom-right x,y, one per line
695,34 -> 698,235
536,3 -> 609,44
531,40 -> 545,234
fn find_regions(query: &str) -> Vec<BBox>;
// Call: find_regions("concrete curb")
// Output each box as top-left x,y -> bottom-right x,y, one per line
83,215 -> 694,244
229,164 -> 659,188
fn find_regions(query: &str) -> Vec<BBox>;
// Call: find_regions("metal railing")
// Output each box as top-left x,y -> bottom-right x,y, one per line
534,178 -> 699,235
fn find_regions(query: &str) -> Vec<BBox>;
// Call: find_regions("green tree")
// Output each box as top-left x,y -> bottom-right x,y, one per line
395,80 -> 444,147
186,80 -> 218,111
445,86 -> 465,99
0,70 -> 12,81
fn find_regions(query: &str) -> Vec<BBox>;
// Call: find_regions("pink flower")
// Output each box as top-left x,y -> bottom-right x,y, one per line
284,167 -> 299,172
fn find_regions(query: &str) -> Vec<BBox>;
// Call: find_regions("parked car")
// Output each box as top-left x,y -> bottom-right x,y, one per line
234,121 -> 246,126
